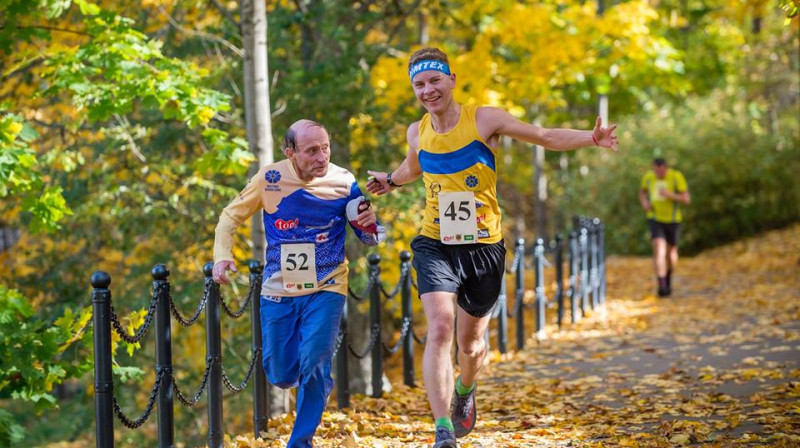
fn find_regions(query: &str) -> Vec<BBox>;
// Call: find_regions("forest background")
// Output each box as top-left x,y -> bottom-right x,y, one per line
0,0 -> 798,446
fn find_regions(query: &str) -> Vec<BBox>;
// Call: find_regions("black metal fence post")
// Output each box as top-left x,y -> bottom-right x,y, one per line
599,222 -> 607,305
497,273 -> 508,354
591,218 -> 601,308
589,222 -> 598,310
368,253 -> 383,398
569,231 -> 580,323
400,251 -> 415,388
335,300 -> 350,409
248,261 -> 268,437
91,271 -> 114,448
534,239 -> 546,340
204,262 -> 224,448
514,239 -> 526,350
555,235 -> 564,328
152,265 -> 174,448
579,228 -> 589,316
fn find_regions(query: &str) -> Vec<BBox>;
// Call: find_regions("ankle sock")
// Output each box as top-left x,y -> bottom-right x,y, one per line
435,417 -> 454,431
658,276 -> 667,289
455,376 -> 475,396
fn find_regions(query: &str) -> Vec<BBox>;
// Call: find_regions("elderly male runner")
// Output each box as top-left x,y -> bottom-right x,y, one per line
213,119 -> 385,448
367,48 -> 618,447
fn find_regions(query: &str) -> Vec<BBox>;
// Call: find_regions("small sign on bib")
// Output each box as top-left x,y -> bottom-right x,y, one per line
438,191 -> 478,245
652,180 -> 669,202
280,243 -> 317,292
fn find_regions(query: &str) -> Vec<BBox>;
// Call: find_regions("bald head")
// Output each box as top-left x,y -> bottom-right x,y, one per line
282,119 -> 331,181
282,119 -> 329,153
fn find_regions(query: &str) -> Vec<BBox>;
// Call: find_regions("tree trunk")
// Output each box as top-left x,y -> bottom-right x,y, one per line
241,0 -> 283,415
242,0 -> 274,266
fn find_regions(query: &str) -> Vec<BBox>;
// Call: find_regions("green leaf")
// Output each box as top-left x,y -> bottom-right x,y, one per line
0,408 -> 25,447
21,186 -> 73,233
74,0 -> 100,16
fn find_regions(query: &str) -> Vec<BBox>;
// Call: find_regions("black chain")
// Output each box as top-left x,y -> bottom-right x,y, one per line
109,283 -> 166,344
218,280 -> 255,319
412,325 -> 427,345
379,264 -> 407,299
173,358 -> 213,407
380,283 -> 402,299
112,366 -> 166,429
221,348 -> 260,394
347,269 -> 379,302
170,280 -> 209,327
506,247 -> 522,274
506,298 -> 517,319
382,316 -> 411,354
332,331 -> 345,357
491,296 -> 506,319
348,323 -> 380,359
541,255 -> 553,268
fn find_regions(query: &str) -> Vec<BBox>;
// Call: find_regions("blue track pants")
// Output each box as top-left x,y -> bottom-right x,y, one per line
260,291 -> 344,448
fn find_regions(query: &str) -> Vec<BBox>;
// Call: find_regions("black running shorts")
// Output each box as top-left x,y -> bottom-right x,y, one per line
648,219 -> 681,246
410,235 -> 506,318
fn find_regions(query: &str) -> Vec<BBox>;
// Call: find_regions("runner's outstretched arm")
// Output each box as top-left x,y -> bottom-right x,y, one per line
477,107 -> 619,152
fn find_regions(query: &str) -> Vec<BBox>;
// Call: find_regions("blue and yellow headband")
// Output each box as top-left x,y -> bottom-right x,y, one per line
408,60 -> 451,80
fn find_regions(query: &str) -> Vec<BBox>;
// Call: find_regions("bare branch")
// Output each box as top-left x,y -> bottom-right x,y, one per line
3,25 -> 91,37
2,55 -> 44,80
271,100 -> 287,119
157,5 -> 243,57
208,0 -> 239,29
114,114 -> 146,163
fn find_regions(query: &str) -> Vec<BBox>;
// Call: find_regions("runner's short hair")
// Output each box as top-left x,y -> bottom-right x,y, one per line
653,158 -> 667,166
408,47 -> 450,71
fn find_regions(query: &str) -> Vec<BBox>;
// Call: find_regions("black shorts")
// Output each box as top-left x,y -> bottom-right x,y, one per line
648,219 -> 681,246
410,235 -> 506,318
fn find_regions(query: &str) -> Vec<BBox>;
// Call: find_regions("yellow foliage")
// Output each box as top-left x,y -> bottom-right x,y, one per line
369,0 -> 670,121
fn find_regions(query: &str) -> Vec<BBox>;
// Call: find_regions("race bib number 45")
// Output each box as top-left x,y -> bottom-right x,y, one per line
280,243 -> 317,292
438,191 -> 478,245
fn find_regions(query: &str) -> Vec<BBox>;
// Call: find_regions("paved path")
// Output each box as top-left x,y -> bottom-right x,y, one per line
256,225 -> 800,447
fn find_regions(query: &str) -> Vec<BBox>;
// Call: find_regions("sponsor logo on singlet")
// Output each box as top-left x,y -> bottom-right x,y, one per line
264,170 -> 282,191
274,218 -> 299,230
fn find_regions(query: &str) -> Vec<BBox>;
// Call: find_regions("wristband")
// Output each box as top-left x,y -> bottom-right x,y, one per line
591,133 -> 599,146
386,172 -> 401,188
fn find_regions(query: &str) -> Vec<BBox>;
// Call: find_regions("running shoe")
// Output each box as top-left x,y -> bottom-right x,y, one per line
451,384 -> 477,437
433,426 -> 457,448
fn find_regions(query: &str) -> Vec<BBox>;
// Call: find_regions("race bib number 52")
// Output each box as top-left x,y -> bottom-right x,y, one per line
280,243 -> 317,292
438,191 -> 478,245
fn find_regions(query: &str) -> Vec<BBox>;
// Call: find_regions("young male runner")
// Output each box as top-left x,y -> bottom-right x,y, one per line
366,47 -> 618,447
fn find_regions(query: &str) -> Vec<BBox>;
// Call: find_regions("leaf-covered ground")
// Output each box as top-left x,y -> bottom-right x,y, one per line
238,225 -> 800,447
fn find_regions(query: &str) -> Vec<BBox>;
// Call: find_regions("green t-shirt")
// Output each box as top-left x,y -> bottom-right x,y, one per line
640,169 -> 688,223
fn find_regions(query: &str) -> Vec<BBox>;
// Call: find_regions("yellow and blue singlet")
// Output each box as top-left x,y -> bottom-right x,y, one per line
417,104 -> 502,244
